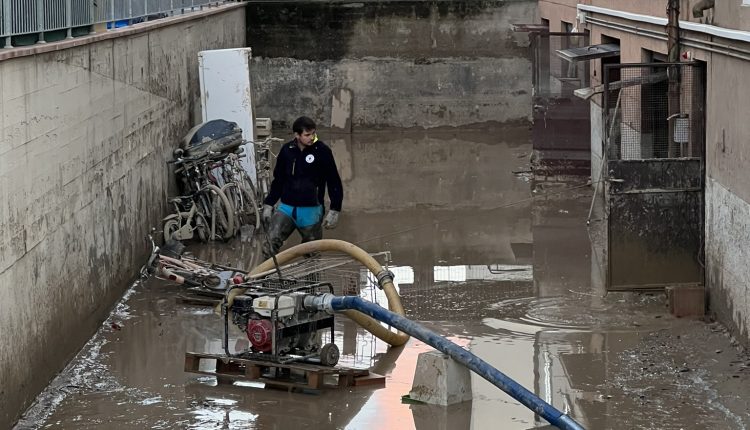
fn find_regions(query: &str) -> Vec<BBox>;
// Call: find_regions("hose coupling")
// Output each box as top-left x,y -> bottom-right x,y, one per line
375,270 -> 395,289
303,293 -> 335,314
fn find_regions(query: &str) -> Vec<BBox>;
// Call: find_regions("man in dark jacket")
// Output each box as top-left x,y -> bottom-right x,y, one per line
261,116 -> 343,259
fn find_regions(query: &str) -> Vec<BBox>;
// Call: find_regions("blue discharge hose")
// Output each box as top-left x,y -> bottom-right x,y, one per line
327,296 -> 586,430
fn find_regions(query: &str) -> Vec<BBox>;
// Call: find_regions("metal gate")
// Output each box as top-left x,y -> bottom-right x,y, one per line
603,62 -> 705,290
530,32 -> 591,176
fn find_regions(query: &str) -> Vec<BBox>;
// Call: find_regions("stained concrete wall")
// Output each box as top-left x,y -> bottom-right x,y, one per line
704,51 -> 750,344
246,0 -> 536,129
0,5 -> 245,427
705,180 -> 750,343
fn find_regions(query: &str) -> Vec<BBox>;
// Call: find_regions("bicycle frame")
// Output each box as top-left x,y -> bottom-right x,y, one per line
141,234 -> 248,290
164,198 -> 200,242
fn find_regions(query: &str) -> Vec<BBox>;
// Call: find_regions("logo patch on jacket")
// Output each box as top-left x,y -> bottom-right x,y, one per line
305,154 -> 315,163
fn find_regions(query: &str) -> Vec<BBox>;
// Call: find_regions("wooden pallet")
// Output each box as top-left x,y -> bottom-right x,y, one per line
184,351 -> 385,391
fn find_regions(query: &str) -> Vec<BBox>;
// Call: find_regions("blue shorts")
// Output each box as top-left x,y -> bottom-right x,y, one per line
277,203 -> 323,228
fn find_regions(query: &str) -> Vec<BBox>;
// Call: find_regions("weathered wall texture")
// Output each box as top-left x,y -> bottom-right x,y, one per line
251,57 -> 531,128
704,52 -> 750,344
0,7 -> 245,427
705,179 -> 750,343
246,0 -> 536,129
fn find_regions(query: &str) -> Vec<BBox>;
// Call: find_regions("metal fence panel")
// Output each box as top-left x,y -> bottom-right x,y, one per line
112,0 -> 127,21
92,0 -> 109,22
71,0 -> 90,27
146,0 -> 161,15
604,63 -> 705,160
129,0 -> 146,20
43,0 -> 66,31
1,0 -> 226,40
11,0 -> 38,35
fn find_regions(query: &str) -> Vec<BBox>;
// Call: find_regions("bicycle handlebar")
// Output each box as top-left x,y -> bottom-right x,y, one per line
248,137 -> 285,144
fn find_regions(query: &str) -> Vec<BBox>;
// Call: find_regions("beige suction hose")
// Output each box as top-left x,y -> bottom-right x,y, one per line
225,239 -> 410,347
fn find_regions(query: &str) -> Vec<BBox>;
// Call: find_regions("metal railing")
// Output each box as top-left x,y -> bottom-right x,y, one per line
1,0 -> 227,48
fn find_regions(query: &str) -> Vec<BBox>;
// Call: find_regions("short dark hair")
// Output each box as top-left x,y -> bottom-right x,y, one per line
292,116 -> 316,134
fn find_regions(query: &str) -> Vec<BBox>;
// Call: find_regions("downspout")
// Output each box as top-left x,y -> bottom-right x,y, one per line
667,0 -> 682,157
692,0 -> 715,18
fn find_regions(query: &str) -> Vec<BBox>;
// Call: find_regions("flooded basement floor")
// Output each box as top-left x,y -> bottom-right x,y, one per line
15,126 -> 750,430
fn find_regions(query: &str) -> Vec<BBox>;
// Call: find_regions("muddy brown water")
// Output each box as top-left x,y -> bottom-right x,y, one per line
15,127 -> 750,429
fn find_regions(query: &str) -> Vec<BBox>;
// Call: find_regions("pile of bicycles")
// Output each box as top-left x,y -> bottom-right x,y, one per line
162,119 -> 283,243
140,233 -> 248,294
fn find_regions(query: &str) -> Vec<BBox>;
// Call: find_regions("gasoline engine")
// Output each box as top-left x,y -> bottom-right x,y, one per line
224,280 -> 340,367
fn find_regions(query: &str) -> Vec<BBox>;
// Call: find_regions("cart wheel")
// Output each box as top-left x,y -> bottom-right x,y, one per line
320,343 -> 340,367
202,274 -> 224,291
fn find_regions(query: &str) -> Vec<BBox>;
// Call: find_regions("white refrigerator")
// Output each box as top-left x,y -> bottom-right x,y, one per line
198,47 -> 257,183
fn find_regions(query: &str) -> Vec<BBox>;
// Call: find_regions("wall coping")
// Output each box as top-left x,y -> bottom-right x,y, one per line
0,1 -> 246,62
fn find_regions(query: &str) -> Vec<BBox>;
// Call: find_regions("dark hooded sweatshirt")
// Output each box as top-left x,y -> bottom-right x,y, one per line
264,139 -> 343,212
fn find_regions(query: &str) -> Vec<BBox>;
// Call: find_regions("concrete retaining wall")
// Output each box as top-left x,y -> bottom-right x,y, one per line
246,0 -> 536,129
0,6 -> 245,427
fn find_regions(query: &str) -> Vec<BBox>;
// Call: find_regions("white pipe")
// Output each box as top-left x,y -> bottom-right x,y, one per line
578,4 -> 750,44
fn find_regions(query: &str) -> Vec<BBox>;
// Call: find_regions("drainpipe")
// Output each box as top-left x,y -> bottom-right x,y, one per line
692,0 -> 715,18
667,0 -> 681,157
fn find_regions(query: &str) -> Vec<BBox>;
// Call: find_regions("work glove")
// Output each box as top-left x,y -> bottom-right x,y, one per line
322,210 -> 340,229
262,204 -> 274,226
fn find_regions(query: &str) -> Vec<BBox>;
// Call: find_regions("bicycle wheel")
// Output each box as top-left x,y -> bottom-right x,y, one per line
204,184 -> 235,241
194,213 -> 209,243
221,183 -> 244,234
240,182 -> 261,231
170,269 -> 202,288
163,219 -> 180,243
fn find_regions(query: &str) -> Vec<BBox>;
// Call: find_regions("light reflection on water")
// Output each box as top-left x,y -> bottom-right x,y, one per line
189,408 -> 258,429
385,264 -> 533,285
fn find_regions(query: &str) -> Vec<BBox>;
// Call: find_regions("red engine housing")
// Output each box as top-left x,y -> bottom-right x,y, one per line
246,319 -> 273,352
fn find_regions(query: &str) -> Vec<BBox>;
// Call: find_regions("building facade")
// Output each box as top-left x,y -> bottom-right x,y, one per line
537,0 -> 750,343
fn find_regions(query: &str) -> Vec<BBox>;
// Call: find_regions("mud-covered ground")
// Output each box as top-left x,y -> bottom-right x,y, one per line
14,127 -> 750,430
